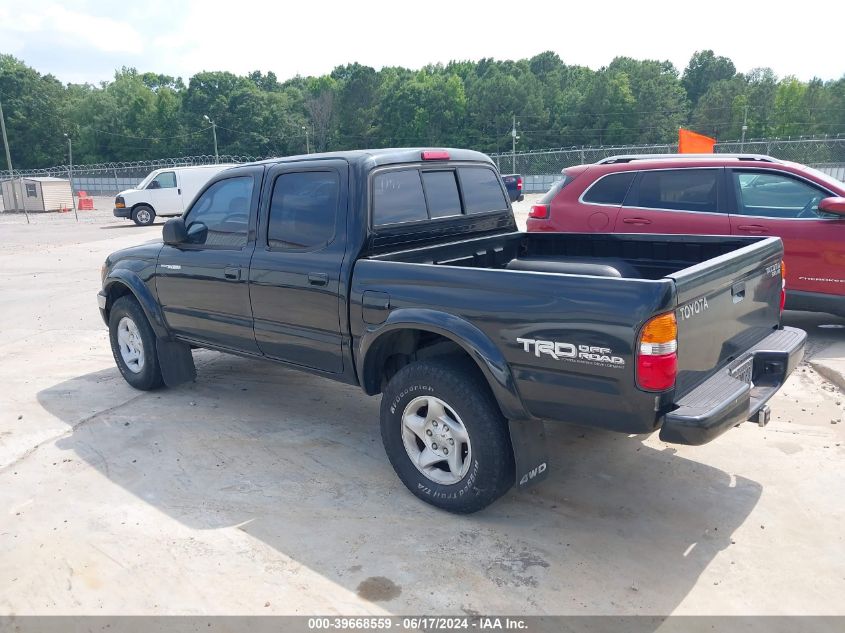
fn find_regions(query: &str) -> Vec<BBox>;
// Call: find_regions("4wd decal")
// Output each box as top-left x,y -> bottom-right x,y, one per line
516,338 -> 625,368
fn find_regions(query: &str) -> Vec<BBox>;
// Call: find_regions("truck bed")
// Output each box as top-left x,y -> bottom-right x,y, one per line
355,231 -> 785,435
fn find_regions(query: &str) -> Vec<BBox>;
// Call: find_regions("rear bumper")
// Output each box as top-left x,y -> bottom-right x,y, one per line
659,326 -> 806,445
113,207 -> 131,218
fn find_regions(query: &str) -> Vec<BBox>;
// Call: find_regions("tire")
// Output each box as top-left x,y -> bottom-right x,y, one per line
380,358 -> 514,513
108,295 -> 163,390
132,205 -> 155,226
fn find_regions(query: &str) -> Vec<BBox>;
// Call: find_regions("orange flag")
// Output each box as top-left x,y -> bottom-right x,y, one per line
678,128 -> 716,153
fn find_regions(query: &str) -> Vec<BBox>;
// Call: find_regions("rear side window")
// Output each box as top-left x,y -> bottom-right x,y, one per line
540,174 -> 575,204
422,171 -> 462,218
582,172 -> 636,205
636,169 -> 719,212
267,171 -> 339,249
373,170 -> 428,225
458,167 -> 509,214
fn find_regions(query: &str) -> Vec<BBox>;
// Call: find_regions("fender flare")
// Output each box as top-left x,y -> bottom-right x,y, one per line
103,270 -> 169,339
357,308 -> 530,421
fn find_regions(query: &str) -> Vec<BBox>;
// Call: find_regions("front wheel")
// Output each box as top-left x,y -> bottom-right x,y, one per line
108,296 -> 163,390
380,358 -> 514,513
132,205 -> 156,226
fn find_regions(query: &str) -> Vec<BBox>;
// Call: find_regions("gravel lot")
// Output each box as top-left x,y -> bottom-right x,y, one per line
0,203 -> 843,616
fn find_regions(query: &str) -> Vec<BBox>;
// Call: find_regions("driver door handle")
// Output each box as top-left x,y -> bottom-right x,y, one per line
623,217 -> 652,225
224,266 -> 241,280
737,224 -> 768,234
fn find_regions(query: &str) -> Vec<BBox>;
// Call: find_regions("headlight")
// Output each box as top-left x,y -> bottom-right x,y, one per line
115,196 -> 125,208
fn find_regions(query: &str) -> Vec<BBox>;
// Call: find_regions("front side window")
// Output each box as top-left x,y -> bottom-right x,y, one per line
458,167 -> 509,214
184,176 -> 253,248
148,171 -> 176,190
268,171 -> 339,249
733,171 -> 828,218
637,169 -> 719,213
25,183 -> 37,197
373,170 -> 428,225
582,172 -> 635,205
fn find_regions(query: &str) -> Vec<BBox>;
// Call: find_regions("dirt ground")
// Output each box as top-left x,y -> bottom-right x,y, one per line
0,203 -> 843,616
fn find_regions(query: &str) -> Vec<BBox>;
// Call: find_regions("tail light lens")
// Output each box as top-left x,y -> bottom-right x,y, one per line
516,177 -> 523,190
637,312 -> 677,391
529,204 -> 549,219
780,261 -> 786,313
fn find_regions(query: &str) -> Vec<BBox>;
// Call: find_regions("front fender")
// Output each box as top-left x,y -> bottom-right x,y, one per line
358,308 -> 530,421
102,269 -> 169,339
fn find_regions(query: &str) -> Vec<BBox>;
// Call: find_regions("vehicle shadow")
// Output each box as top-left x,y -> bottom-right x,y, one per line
39,354 -> 761,615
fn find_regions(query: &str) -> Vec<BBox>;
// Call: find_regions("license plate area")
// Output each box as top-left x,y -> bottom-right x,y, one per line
730,357 -> 754,385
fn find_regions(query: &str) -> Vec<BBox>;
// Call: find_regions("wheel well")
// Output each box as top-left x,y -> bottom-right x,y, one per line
362,329 -> 480,395
131,203 -> 154,214
103,282 -> 132,320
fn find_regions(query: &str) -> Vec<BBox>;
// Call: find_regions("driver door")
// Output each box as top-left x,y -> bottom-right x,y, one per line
728,169 -> 845,296
155,166 -> 262,353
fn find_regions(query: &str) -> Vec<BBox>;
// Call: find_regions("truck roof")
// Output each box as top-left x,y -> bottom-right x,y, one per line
248,148 -> 494,169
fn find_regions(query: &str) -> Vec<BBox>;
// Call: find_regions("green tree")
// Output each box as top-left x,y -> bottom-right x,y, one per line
682,50 -> 737,106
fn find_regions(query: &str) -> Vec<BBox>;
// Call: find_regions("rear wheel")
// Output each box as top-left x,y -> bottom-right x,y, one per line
380,358 -> 514,513
108,296 -> 163,390
132,205 -> 155,226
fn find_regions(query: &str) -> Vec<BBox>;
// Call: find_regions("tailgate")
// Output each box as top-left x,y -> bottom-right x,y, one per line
669,237 -> 783,398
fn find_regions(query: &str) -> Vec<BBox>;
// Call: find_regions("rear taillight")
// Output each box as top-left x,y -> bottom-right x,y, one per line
516,177 -> 523,190
780,261 -> 786,313
529,204 -> 549,219
637,312 -> 678,391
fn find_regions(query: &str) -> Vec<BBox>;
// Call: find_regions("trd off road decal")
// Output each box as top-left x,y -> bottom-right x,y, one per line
516,338 -> 625,368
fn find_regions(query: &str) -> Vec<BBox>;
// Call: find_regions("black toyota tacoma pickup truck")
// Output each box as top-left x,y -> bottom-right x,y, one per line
98,148 -> 806,513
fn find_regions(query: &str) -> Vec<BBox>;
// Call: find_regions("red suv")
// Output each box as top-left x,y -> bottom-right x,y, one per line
527,154 -> 845,316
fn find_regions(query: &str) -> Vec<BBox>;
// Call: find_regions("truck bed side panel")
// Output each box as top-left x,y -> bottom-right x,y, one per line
351,261 -> 676,433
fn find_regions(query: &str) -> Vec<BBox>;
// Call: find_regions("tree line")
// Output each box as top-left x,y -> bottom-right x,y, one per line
1,50 -> 843,169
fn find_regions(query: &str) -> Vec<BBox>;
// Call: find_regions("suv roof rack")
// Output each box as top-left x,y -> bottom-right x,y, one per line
595,153 -> 781,165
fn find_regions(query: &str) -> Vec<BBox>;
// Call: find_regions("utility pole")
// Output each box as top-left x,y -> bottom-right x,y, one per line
0,95 -> 28,223
740,104 -> 749,150
511,115 -> 518,173
203,115 -> 219,163
64,133 -> 78,221
302,125 -> 310,154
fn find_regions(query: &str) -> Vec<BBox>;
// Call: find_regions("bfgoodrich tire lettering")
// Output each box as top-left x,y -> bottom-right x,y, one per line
380,358 -> 514,513
108,295 -> 163,390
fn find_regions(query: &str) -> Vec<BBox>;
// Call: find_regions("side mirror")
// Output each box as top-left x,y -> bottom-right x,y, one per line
818,196 -> 845,217
147,181 -> 161,190
162,217 -> 187,245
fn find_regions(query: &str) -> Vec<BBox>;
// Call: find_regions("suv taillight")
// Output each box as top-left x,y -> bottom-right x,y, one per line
516,177 -> 523,190
636,312 -> 677,391
529,204 -> 549,219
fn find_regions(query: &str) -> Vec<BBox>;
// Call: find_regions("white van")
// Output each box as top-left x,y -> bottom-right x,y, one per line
113,164 -> 235,225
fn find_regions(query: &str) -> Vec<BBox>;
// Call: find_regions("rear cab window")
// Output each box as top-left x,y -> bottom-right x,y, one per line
372,163 -> 508,227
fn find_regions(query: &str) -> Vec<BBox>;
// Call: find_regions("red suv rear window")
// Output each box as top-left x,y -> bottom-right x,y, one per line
539,174 -> 574,204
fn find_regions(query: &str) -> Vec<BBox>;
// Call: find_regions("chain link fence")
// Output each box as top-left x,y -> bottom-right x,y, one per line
2,138 -> 844,208
0,155 -> 266,203
490,137 -> 845,192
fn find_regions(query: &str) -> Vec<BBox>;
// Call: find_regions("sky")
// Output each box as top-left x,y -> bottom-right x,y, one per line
1,0 -> 842,85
